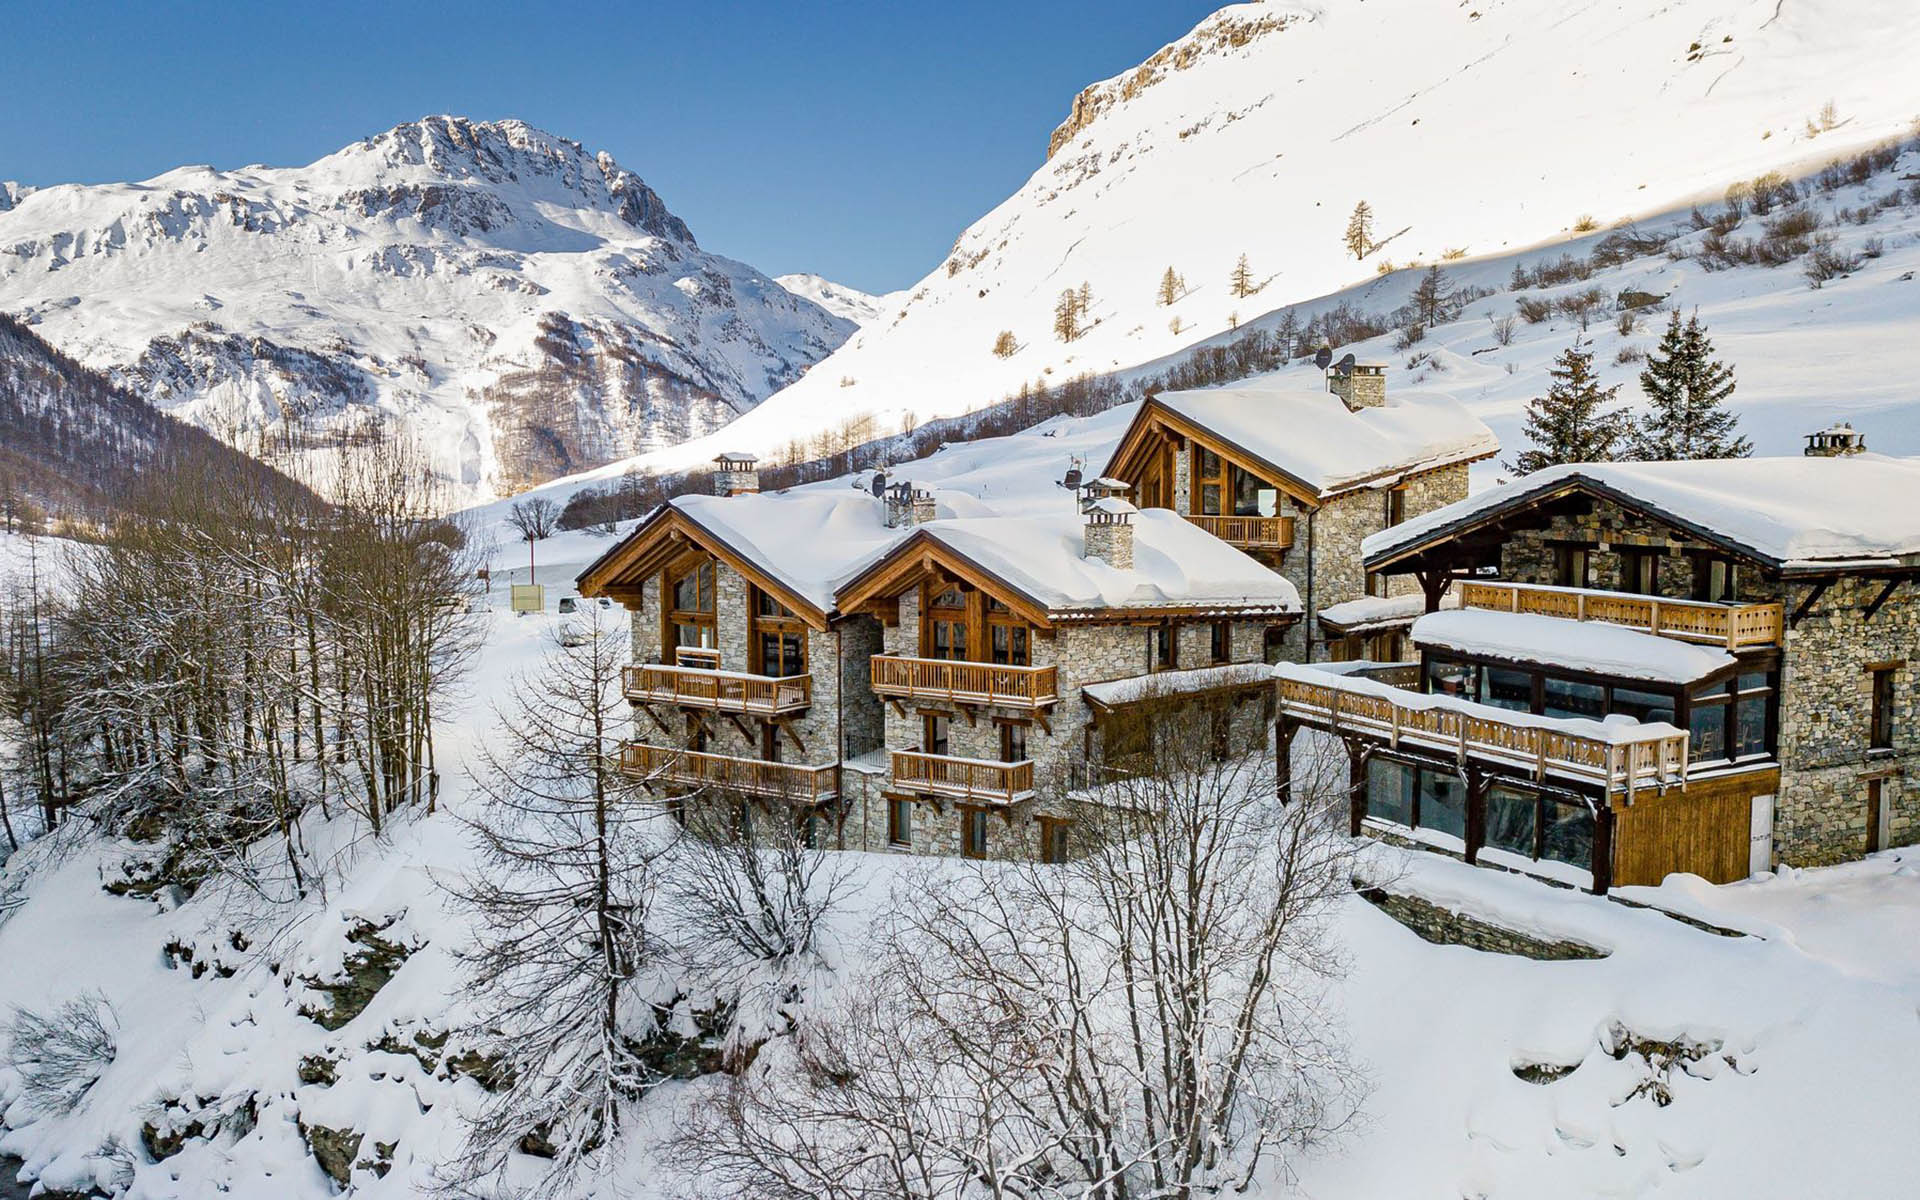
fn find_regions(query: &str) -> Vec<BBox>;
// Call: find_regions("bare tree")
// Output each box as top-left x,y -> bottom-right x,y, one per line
506,496 -> 561,542
2,990 -> 119,1118
676,694 -> 1364,1199
441,603 -> 667,1193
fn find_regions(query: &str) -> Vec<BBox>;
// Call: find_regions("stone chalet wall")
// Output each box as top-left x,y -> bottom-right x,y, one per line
1490,496 -> 1918,868
1357,885 -> 1608,960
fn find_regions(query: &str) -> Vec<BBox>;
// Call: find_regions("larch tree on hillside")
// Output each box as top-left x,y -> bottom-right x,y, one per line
1344,201 -> 1374,260
1411,264 -> 1455,328
1509,343 -> 1628,475
1230,253 -> 1257,298
991,329 -> 1018,358
1157,266 -> 1185,307
1631,311 -> 1752,460
1054,289 -> 1082,342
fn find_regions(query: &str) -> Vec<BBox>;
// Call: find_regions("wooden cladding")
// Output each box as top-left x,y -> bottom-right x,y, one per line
1183,513 -> 1295,549
891,749 -> 1034,803
624,664 -> 811,715
1459,580 -> 1784,650
619,742 -> 838,801
1277,675 -> 1690,799
1612,768 -> 1777,886
871,656 -> 1060,708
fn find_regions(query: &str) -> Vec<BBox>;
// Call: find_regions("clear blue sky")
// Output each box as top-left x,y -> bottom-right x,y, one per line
1,1 -> 1220,295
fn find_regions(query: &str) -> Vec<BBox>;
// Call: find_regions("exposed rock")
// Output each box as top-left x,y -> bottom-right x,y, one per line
299,1120 -> 363,1189
298,918 -> 416,1031
297,1054 -> 338,1087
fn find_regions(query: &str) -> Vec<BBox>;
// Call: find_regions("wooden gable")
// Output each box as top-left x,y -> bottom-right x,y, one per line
836,530 -> 1055,630
575,507 -> 830,629
1103,398 -> 1323,511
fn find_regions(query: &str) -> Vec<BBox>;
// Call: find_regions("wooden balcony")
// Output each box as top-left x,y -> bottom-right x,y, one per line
870,656 -> 1059,708
624,663 -> 811,715
618,742 -> 839,802
1276,672 -> 1689,800
1459,581 -> 1783,650
890,749 -> 1035,804
1184,513 -> 1295,550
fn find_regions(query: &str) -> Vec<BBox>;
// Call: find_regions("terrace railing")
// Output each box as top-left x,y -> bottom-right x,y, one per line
870,656 -> 1059,708
1458,581 -> 1783,650
890,749 -> 1035,804
618,742 -> 839,801
1183,514 -> 1296,550
624,664 -> 812,715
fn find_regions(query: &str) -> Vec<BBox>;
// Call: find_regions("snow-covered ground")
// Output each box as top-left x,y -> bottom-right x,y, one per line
5,509 -> 1920,1197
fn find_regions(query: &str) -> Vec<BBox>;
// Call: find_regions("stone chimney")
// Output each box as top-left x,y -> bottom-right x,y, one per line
1804,422 -> 1866,457
885,483 -> 938,528
1327,359 -> 1388,410
713,453 -> 759,496
1084,496 -> 1137,570
1079,475 -> 1133,513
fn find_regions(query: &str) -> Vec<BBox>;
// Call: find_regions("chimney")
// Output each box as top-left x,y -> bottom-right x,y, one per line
885,483 -> 938,528
713,453 -> 759,496
1084,496 -> 1137,570
1804,422 -> 1866,457
1079,475 -> 1132,513
1327,358 -> 1387,410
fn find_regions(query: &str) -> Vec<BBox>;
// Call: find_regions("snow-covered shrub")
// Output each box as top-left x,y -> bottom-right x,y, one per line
1515,296 -> 1554,324
3,990 -> 119,1117
1805,239 -> 1864,287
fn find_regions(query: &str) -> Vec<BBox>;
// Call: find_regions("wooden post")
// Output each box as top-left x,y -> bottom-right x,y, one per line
1347,741 -> 1366,837
1275,718 -> 1295,804
1592,802 -> 1615,895
1464,769 -> 1486,865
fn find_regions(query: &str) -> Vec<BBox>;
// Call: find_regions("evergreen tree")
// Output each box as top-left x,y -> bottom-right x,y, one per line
1509,343 -> 1627,474
1053,290 -> 1081,342
1410,265 -> 1454,328
991,329 -> 1018,358
1076,280 -> 1093,318
1631,311 -> 1752,460
1230,253 -> 1256,298
1157,266 -> 1184,307
1344,202 -> 1373,260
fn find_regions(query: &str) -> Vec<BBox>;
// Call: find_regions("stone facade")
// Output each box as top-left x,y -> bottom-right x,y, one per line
1486,494 -> 1918,868
1357,886 -> 1607,960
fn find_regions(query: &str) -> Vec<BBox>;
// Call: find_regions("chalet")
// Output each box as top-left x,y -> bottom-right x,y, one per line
1276,449 -> 1920,892
1099,359 -> 1497,659
578,455 -> 1301,861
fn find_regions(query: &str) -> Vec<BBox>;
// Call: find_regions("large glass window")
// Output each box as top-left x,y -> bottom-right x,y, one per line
1483,667 -> 1533,712
928,584 -> 969,661
1426,659 -> 1475,699
1544,677 -> 1606,721
1418,770 -> 1468,840
1554,546 -> 1590,588
1195,448 -> 1226,516
1610,687 -> 1676,726
1689,680 -> 1732,761
1484,785 -> 1538,857
1365,758 -> 1416,827
1542,799 -> 1595,871
666,558 -> 717,652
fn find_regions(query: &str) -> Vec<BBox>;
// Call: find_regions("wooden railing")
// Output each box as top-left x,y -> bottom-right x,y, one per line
1276,674 -> 1689,799
618,742 -> 839,801
1183,513 -> 1295,550
1459,581 -> 1783,650
870,656 -> 1059,708
624,663 -> 812,715
891,749 -> 1035,804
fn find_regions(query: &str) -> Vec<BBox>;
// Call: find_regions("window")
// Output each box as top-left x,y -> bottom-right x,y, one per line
665,558 -> 717,652
1692,557 -> 1739,602
1039,818 -> 1071,864
928,584 -> 969,661
1871,666 -> 1898,751
1417,770 -> 1468,841
1365,758 -> 1416,827
923,713 -> 950,757
1426,658 -> 1476,699
750,587 -> 806,677
1386,487 -> 1407,528
1734,670 -> 1773,758
1194,448 -> 1226,515
962,808 -> 990,859
1366,570 -> 1385,599
797,812 -> 822,850
1263,625 -> 1290,664
986,599 -> 1031,667
1553,545 -> 1590,589
1229,465 -> 1270,517
1210,620 -> 1232,664
1609,687 -> 1676,726
1484,785 -> 1538,858
1618,549 -> 1659,595
1482,667 -> 1533,712
999,721 -> 1029,763
1151,621 -> 1178,671
1543,676 -> 1606,721
1688,684 -> 1729,762
888,797 -> 913,847
1541,798 -> 1595,872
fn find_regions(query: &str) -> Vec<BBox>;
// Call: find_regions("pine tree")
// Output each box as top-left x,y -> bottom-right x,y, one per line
1076,281 -> 1093,318
991,329 -> 1018,358
1157,266 -> 1184,307
1631,311 -> 1751,460
1410,264 -> 1454,328
1229,253 -> 1256,298
1509,343 -> 1627,474
1344,202 -> 1374,260
1053,290 -> 1081,342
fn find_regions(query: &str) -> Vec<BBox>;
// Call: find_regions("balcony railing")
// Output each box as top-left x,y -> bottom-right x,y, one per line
890,749 -> 1035,804
1184,513 -> 1295,550
624,663 -> 812,715
1276,671 -> 1689,799
870,656 -> 1059,708
1458,581 -> 1783,650
618,742 -> 839,802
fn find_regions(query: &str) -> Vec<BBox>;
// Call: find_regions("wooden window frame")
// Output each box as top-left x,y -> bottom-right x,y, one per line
662,556 -> 717,658
748,585 -> 808,677
1386,486 -> 1407,529
1870,664 -> 1899,751
888,796 -> 913,847
1618,548 -> 1660,596
1038,817 -> 1072,864
1210,619 -> 1232,665
1552,544 -> 1591,589
998,719 -> 1031,763
922,712 -> 951,757
1151,620 -> 1179,671
960,806 -> 990,859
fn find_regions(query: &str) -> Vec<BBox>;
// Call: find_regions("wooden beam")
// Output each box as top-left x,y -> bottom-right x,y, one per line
639,704 -> 673,735
1864,577 -> 1908,622
1790,579 -> 1831,627
724,713 -> 753,743
777,717 -> 806,756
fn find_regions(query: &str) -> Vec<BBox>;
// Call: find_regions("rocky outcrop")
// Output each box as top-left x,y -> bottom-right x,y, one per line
297,918 -> 416,1031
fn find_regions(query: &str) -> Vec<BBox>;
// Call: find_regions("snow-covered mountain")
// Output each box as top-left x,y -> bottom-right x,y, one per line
773,274 -> 901,325
0,117 -> 855,495
613,0 -> 1920,473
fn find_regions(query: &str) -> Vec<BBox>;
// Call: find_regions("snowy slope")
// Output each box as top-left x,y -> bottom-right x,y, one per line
607,0 -> 1920,473
0,117 -> 854,496
773,274 -> 901,325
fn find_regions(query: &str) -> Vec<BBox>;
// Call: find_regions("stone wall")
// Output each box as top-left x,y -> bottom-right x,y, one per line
1495,499 -> 1786,603
1357,886 -> 1608,960
1775,577 -> 1918,865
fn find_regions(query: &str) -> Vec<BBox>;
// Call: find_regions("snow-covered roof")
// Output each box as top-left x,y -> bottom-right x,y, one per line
1086,496 -> 1138,517
1316,591 -> 1457,632
1082,662 -> 1275,708
1412,609 -> 1736,686
1366,457 -> 1920,572
889,507 -> 1301,617
1144,377 -> 1498,496
1276,662 -> 1688,746
666,490 -> 905,614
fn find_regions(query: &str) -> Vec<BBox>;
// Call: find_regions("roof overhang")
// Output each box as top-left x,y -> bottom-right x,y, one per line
834,529 -> 1056,629
575,505 -> 831,629
1102,397 -> 1324,508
